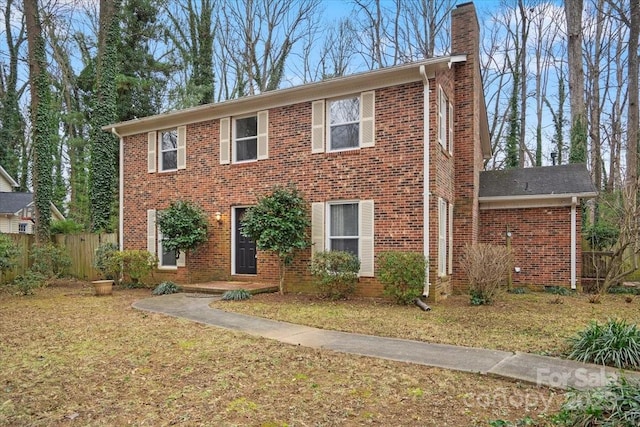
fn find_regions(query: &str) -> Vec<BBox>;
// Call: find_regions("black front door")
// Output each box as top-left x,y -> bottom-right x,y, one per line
235,208 -> 257,274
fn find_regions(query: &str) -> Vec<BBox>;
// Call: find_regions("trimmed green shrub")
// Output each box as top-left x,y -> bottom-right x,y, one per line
13,271 -> 46,295
568,319 -> 640,369
378,251 -> 426,305
29,243 -> 71,279
221,289 -> 252,301
310,250 -> 360,300
554,377 -> 640,426
152,281 -> 182,295
94,242 -> 119,279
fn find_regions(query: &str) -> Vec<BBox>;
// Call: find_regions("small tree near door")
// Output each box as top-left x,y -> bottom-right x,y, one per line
157,201 -> 209,280
240,184 -> 310,294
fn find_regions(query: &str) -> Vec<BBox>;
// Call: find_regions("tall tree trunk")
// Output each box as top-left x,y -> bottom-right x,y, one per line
627,0 -> 640,190
25,0 -> 54,243
565,0 -> 587,164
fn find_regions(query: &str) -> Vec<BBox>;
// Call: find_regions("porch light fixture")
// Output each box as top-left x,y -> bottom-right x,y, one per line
215,212 -> 222,224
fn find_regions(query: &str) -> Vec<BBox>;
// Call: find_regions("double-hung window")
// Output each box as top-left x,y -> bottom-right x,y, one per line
234,116 -> 258,162
438,86 -> 448,150
160,129 -> 178,171
147,209 -> 184,270
329,97 -> 360,151
18,223 -> 28,234
158,234 -> 177,268
328,202 -> 359,256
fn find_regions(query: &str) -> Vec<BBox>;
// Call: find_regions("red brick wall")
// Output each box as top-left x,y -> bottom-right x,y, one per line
479,207 -> 582,288
122,83 -> 429,296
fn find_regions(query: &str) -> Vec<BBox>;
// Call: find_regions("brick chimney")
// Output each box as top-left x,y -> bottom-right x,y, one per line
450,2 -> 486,292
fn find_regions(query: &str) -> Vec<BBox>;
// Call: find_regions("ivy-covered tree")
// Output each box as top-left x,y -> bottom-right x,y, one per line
241,184 -> 310,294
157,201 -> 209,271
89,0 -> 121,232
25,0 -> 56,242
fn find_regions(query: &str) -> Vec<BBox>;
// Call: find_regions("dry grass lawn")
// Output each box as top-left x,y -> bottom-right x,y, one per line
212,291 -> 640,357
0,281 -> 565,426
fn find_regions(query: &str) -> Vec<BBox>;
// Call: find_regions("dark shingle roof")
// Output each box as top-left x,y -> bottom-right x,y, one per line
479,164 -> 597,198
0,192 -> 34,214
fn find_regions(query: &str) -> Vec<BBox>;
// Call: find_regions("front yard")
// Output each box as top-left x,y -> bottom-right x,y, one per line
0,281 -> 565,426
212,291 -> 640,356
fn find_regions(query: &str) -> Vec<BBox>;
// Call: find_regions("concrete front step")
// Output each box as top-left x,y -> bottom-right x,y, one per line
180,281 -> 279,295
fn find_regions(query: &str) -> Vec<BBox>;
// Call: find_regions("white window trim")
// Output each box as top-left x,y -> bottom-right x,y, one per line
438,197 -> 447,277
158,128 -> 178,172
448,102 -> 454,155
448,202 -> 454,275
327,96 -> 360,153
326,201 -> 360,252
233,114 -> 259,164
157,231 -> 177,270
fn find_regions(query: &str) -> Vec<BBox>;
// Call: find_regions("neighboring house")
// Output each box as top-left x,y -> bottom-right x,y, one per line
108,3 -> 595,300
0,165 -> 65,234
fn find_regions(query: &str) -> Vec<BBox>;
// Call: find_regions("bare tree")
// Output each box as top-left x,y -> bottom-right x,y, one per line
565,0 -> 588,163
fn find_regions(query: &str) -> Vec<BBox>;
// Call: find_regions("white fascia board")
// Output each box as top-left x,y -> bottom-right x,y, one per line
105,57 -> 453,137
479,192 -> 598,210
0,165 -> 19,187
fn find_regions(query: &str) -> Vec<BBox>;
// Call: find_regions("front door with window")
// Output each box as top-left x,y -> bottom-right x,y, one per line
235,207 -> 257,274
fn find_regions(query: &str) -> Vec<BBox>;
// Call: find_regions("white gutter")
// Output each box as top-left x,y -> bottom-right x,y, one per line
112,127 -> 124,251
571,196 -> 577,290
420,65 -> 430,297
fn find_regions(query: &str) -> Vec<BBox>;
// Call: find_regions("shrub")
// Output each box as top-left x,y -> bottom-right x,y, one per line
29,243 -> 71,279
310,251 -> 360,300
377,251 -> 426,305
554,377 -> 640,426
221,289 -> 253,301
567,318 -> 640,369
508,287 -> 528,294
105,250 -> 157,286
94,242 -> 119,279
13,271 -> 46,295
460,244 -> 511,305
608,286 -> 640,295
0,233 -> 20,282
584,222 -> 619,250
50,219 -> 84,234
152,281 -> 182,295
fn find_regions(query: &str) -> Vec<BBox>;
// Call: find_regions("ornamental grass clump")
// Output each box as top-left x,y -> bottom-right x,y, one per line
152,281 -> 182,295
221,289 -> 252,301
310,250 -> 360,300
567,318 -> 640,370
460,243 -> 511,305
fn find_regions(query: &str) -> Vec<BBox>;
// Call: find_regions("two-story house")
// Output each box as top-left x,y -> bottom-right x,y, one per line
107,3 -> 596,300
0,165 -> 65,234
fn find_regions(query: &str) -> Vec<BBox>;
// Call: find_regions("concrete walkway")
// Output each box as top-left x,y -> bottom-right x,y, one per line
133,293 -> 640,391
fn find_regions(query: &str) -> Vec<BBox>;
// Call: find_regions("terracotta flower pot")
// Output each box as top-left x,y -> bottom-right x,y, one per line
92,279 -> 114,296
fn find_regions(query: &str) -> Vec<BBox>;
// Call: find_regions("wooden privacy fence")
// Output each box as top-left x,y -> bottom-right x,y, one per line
3,233 -> 117,282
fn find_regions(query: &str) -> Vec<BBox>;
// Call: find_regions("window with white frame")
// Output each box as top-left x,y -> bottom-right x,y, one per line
328,202 -> 359,256
328,97 -> 360,151
158,233 -> 177,268
234,116 -> 258,162
147,209 -> 184,270
159,129 -> 178,171
438,86 -> 448,150
448,202 -> 454,275
18,223 -> 28,234
438,198 -> 447,276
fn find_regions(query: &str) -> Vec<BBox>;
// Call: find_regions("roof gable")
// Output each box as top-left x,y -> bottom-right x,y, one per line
0,192 -> 33,214
0,165 -> 19,189
479,164 -> 597,199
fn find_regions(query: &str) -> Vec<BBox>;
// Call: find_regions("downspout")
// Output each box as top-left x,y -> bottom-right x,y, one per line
111,127 -> 124,251
570,196 -> 577,289
420,65 -> 431,297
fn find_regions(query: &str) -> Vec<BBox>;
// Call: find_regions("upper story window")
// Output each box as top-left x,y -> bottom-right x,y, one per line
311,91 -> 375,154
234,116 -> 258,162
329,97 -> 360,151
147,126 -> 186,173
160,129 -> 178,171
18,223 -> 28,234
438,86 -> 448,151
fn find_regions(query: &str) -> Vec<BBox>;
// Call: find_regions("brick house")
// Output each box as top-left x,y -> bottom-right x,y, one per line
107,3 -> 594,300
